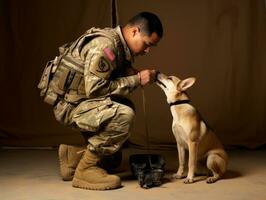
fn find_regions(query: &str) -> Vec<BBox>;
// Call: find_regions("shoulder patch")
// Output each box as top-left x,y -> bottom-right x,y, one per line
97,57 -> 110,72
103,47 -> 115,62
89,54 -> 113,79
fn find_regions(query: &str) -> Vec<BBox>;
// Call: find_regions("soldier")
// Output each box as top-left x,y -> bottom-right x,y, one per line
39,12 -> 163,190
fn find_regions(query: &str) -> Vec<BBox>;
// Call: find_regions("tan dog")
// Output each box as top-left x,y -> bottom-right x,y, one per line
156,73 -> 228,184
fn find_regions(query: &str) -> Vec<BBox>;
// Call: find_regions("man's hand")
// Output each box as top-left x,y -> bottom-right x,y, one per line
138,69 -> 157,86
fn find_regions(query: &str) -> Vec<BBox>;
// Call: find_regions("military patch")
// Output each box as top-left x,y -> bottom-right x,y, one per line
89,54 -> 113,79
96,57 -> 110,73
103,47 -> 115,62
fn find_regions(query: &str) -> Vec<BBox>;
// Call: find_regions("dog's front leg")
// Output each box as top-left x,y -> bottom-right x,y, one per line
173,143 -> 186,179
184,141 -> 198,184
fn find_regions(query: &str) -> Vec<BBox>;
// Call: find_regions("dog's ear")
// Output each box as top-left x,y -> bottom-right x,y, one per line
179,77 -> 196,91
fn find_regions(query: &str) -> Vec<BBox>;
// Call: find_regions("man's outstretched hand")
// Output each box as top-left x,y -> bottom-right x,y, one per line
138,69 -> 157,86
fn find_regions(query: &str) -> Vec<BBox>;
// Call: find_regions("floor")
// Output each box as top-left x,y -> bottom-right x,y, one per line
0,147 -> 266,200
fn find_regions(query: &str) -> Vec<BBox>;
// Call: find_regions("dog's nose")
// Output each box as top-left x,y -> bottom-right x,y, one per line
155,71 -> 160,81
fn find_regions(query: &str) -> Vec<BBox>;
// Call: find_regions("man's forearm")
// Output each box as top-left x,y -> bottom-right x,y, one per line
84,73 -> 140,98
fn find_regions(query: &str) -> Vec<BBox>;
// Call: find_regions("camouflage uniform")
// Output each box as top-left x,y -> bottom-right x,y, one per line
53,26 -> 140,155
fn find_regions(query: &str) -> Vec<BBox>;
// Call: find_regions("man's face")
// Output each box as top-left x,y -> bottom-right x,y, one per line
130,28 -> 160,56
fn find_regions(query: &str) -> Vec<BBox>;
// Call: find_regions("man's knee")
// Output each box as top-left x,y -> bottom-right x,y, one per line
122,105 -> 135,123
115,104 -> 135,129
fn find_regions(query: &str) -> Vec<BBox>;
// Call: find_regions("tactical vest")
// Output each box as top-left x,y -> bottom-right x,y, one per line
38,27 -> 122,106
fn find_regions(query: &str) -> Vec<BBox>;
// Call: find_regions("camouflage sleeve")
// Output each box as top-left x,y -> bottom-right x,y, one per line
125,66 -> 139,76
82,36 -> 140,99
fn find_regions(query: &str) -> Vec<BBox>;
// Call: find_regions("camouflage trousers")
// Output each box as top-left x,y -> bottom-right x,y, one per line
53,97 -> 135,155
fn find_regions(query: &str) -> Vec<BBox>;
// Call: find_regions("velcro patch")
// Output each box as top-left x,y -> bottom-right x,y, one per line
89,54 -> 112,79
96,58 -> 110,72
103,48 -> 115,62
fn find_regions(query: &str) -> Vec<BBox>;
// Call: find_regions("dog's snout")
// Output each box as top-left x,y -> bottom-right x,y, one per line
155,72 -> 167,88
155,71 -> 160,81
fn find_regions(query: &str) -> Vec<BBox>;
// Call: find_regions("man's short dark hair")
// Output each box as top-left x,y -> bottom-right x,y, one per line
127,12 -> 163,38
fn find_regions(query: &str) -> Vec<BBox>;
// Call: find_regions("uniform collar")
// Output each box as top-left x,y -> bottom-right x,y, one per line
114,26 -> 134,63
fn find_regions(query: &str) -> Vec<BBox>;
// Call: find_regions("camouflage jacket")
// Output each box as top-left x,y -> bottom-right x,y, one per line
38,26 -> 140,106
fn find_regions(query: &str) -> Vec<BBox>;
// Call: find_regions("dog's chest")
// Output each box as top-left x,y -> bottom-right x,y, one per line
170,106 -> 192,148
172,122 -> 188,148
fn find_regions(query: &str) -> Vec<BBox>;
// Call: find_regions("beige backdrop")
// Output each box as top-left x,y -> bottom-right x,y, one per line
0,0 -> 265,149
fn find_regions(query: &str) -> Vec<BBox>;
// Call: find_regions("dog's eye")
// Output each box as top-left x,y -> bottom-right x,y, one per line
168,77 -> 172,80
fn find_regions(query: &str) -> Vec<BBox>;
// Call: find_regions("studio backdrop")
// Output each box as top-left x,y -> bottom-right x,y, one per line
0,0 -> 265,149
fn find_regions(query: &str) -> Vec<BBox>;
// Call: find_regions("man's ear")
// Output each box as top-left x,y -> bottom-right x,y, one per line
179,77 -> 196,91
131,26 -> 139,37
132,26 -> 140,37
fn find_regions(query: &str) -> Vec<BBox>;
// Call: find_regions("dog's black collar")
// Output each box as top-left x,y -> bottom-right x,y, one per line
169,99 -> 190,107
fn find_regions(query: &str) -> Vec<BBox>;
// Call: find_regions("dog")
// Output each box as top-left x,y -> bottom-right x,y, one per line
156,73 -> 228,184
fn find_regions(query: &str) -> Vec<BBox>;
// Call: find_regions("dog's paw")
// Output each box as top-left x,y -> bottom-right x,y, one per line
206,176 -> 218,184
184,178 -> 194,184
172,173 -> 185,179
173,174 -> 182,179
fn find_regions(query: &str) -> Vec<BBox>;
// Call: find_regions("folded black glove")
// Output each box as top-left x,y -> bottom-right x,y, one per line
129,154 -> 165,189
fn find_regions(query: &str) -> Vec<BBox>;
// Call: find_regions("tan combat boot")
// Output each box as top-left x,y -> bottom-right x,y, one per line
72,150 -> 121,190
58,144 -> 86,181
